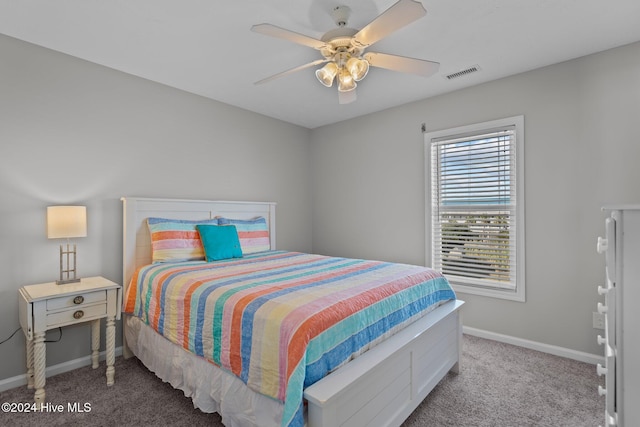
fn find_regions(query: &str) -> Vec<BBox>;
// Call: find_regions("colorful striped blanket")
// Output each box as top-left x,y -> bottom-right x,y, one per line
123,251 -> 455,427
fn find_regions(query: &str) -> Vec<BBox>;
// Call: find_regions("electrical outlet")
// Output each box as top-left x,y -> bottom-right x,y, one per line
593,312 -> 605,330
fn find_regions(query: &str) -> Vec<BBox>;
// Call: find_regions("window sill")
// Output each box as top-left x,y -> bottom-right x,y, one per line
450,282 -> 525,302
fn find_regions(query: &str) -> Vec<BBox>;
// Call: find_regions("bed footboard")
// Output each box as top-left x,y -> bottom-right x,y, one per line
304,299 -> 463,427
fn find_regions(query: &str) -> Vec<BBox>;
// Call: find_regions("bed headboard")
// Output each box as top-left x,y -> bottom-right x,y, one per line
121,197 -> 276,291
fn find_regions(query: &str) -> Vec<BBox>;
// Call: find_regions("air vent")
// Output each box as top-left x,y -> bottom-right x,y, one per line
445,65 -> 481,80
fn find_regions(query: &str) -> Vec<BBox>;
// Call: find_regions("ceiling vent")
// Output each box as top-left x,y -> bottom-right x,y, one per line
445,65 -> 481,80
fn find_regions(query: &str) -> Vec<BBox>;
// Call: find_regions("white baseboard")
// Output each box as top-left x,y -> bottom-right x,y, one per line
463,326 -> 604,365
2,331 -> 603,392
0,346 -> 123,393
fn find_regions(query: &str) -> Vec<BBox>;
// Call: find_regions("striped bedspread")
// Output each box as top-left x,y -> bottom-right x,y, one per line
123,251 -> 455,427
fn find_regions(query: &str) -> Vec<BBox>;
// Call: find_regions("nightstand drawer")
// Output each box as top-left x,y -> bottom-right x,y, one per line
46,290 -> 107,311
46,303 -> 107,328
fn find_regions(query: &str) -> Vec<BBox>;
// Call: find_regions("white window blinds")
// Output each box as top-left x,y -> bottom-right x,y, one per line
431,125 -> 518,291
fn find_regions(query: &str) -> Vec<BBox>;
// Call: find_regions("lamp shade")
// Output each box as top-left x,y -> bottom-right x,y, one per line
315,62 -> 339,87
47,206 -> 87,239
337,69 -> 357,92
346,57 -> 369,81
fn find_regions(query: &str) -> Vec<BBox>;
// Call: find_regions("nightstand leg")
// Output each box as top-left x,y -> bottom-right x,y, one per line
105,316 -> 115,386
33,332 -> 46,404
26,337 -> 34,389
91,319 -> 100,369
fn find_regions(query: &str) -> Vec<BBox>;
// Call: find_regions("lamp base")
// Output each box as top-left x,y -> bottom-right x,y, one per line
58,243 -> 81,285
56,277 -> 82,285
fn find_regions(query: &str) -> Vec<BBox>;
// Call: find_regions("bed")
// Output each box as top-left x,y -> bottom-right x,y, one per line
121,197 -> 464,427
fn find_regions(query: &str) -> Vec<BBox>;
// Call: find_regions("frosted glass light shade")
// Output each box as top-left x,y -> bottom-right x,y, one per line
337,69 -> 357,92
47,206 -> 87,239
315,62 -> 339,87
346,57 -> 369,81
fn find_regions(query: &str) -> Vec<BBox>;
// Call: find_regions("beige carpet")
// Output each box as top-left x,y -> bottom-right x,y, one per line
0,335 -> 603,426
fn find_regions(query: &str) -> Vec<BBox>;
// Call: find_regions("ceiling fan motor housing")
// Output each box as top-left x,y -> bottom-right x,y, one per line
320,27 -> 361,60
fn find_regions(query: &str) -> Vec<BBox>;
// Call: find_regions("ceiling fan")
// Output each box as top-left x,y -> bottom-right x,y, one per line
251,0 -> 439,104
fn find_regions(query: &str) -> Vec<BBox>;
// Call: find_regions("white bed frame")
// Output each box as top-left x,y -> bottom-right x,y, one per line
121,197 -> 463,427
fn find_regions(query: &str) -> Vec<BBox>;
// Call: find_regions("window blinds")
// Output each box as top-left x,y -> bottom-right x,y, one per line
431,126 -> 517,290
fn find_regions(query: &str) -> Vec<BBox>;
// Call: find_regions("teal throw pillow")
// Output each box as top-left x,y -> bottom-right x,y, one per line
196,225 -> 243,261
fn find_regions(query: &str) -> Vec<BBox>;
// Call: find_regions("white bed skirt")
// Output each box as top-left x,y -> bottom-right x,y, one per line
125,315 -> 287,427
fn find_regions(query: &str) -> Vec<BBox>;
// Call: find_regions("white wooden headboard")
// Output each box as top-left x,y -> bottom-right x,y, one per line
121,197 -> 277,290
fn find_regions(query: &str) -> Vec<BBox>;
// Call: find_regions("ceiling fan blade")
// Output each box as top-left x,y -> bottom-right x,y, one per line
352,0 -> 427,48
338,89 -> 357,105
254,59 -> 328,85
364,52 -> 439,76
251,23 -> 328,50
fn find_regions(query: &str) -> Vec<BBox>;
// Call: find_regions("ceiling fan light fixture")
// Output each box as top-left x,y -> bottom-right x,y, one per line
337,69 -> 357,92
316,62 -> 339,87
252,0 -> 436,103
346,57 -> 369,81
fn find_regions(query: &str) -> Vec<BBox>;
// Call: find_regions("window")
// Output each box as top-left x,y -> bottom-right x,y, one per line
424,116 -> 525,301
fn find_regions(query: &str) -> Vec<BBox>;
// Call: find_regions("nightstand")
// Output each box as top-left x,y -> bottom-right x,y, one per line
18,276 -> 121,404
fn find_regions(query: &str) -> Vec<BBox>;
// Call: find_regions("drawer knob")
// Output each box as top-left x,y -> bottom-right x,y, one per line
597,302 -> 608,314
597,335 -> 606,345
73,310 -> 84,319
596,363 -> 608,376
598,385 -> 607,396
597,236 -> 608,254
73,296 -> 84,305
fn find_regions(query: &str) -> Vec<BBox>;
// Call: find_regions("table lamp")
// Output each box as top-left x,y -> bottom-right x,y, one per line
47,206 -> 87,285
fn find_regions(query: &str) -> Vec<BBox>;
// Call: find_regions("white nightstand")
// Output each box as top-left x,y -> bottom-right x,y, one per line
18,276 -> 121,404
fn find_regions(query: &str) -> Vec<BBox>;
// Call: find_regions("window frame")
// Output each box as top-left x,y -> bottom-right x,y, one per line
424,116 -> 525,302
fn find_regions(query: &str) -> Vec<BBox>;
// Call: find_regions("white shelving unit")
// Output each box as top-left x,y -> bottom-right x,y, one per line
596,206 -> 640,426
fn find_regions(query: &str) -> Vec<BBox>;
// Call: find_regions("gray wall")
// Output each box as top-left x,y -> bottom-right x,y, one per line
310,41 -> 640,356
2,30 -> 639,384
0,34 -> 312,380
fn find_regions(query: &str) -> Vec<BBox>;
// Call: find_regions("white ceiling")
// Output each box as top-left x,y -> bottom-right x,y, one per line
2,0 -> 640,129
